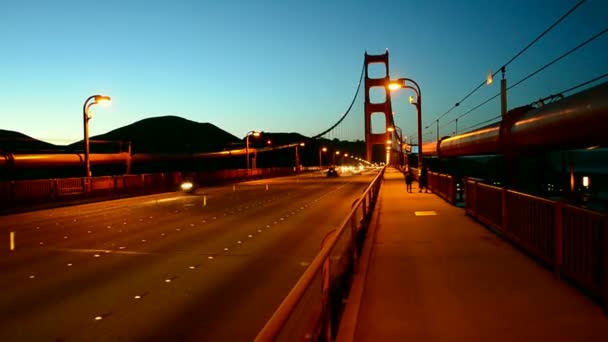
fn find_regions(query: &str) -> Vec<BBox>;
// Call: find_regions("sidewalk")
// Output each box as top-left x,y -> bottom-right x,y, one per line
338,168 -> 608,342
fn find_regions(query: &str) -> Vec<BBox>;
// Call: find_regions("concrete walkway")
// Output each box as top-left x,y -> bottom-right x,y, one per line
337,168 -> 608,342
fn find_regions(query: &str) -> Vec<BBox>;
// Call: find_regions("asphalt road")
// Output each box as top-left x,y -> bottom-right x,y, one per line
0,169 -> 377,341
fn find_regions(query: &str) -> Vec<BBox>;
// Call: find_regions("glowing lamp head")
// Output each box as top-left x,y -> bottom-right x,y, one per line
386,140 -> 392,145
252,131 -> 261,137
322,147 -> 327,152
299,142 -> 305,147
582,176 -> 590,187
94,95 -> 112,105
387,127 -> 395,132
388,82 -> 403,91
409,95 -> 414,104
486,71 -> 493,85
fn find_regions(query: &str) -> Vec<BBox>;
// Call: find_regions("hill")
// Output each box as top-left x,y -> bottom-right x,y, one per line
77,116 -> 241,153
247,132 -> 310,147
0,129 -> 63,153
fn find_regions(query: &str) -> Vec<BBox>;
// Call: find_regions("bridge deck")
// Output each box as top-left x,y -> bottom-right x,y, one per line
338,168 -> 608,341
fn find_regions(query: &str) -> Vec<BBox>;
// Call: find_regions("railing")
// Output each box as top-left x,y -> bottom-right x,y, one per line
428,171 -> 457,204
0,167 -> 299,210
255,167 -> 385,341
464,177 -> 608,309
402,167 -> 458,204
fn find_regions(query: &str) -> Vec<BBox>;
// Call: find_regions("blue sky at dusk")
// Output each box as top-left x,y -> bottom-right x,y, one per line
1,0 -> 607,144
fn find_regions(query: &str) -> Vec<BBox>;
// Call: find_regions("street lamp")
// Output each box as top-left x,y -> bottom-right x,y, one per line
83,94 -> 111,177
388,78 -> 423,169
295,142 -> 305,171
246,130 -> 261,171
319,146 -> 327,170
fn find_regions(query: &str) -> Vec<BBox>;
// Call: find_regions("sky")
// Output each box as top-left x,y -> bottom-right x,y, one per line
1,0 -> 607,144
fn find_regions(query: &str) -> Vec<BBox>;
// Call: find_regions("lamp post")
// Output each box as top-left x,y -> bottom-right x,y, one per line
245,130 -> 261,171
83,94 -> 111,177
295,142 -> 305,172
388,78 -> 423,169
319,146 -> 327,170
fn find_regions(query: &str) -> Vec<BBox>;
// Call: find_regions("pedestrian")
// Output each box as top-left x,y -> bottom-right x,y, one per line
405,170 -> 413,193
419,166 -> 429,193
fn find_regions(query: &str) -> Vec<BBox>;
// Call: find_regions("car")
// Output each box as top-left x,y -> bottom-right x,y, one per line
327,167 -> 339,177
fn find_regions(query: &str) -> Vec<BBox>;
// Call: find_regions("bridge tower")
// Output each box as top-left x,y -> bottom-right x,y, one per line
364,50 -> 395,162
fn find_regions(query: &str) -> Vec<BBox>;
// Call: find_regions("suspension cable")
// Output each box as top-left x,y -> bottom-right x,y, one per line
508,27 -> 608,91
311,60 -> 365,139
446,26 -> 607,125
426,0 -> 587,127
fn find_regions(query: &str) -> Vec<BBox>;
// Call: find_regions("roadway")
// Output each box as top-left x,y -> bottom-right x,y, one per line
0,169 -> 377,341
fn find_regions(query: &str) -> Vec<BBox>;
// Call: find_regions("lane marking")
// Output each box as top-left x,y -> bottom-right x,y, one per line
53,248 -> 151,255
414,211 -> 437,216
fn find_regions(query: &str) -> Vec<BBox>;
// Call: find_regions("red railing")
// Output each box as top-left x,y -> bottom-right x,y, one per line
56,178 -> 85,196
505,191 -> 556,266
428,171 -> 457,204
0,167 -> 300,210
561,204 -> 605,298
464,178 -> 608,308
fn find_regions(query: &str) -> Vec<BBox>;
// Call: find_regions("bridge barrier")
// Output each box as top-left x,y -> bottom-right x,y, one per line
56,177 -> 85,196
401,167 -> 458,204
12,179 -> 53,201
464,177 -> 608,311
90,176 -> 114,192
428,171 -> 457,204
0,167 -> 299,211
255,167 -> 385,342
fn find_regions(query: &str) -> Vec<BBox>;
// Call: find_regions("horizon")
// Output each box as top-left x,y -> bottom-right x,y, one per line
2,1 -> 607,145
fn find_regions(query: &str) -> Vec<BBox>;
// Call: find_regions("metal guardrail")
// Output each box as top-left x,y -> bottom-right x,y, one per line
428,171 -> 457,204
401,167 -> 458,204
255,167 -> 385,341
464,177 -> 608,311
0,167 -> 298,210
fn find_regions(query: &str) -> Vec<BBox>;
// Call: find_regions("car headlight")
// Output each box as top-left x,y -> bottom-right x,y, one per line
180,181 -> 194,191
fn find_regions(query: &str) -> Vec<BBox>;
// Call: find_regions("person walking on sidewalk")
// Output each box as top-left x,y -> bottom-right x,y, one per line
405,170 -> 413,193
419,166 -> 429,193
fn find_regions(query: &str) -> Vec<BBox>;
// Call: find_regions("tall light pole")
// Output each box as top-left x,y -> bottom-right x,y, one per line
245,130 -> 261,171
388,78 -> 423,169
295,142 -> 305,172
319,146 -> 327,170
83,94 -> 111,177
